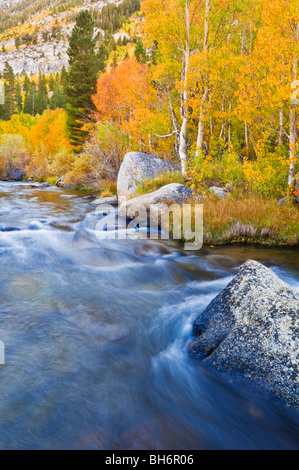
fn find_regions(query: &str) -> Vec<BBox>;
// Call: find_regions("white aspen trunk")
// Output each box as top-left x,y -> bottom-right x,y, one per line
220,99 -> 225,141
195,0 -> 211,156
210,116 -> 214,136
228,99 -> 232,145
148,134 -> 152,154
248,124 -> 258,158
278,109 -> 284,146
288,105 -> 297,188
178,1 -> 190,177
196,87 -> 209,153
245,122 -> 249,156
169,93 -> 180,159
288,24 -> 298,190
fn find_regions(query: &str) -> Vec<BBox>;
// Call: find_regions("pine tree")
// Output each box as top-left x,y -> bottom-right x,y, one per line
2,61 -> 17,119
23,76 -> 36,116
15,82 -> 23,112
96,44 -> 109,73
35,73 -> 48,115
50,77 -> 66,109
65,10 -> 98,150
60,66 -> 68,90
134,38 -> 147,64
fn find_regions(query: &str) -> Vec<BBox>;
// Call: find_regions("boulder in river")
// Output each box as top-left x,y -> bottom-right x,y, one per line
117,152 -> 181,202
190,260 -> 299,409
56,175 -> 66,188
90,196 -> 118,206
119,183 -> 202,222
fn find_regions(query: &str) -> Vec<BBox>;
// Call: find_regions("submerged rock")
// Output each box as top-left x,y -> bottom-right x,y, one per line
190,260 -> 299,408
29,182 -> 52,189
90,196 -> 118,206
117,152 -> 181,202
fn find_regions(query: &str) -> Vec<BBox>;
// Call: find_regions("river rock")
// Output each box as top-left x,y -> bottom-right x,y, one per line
29,182 -> 52,188
56,175 -> 66,188
190,260 -> 299,408
209,186 -> 228,199
90,196 -> 118,206
117,152 -> 181,202
118,183 -> 202,223
6,168 -> 25,181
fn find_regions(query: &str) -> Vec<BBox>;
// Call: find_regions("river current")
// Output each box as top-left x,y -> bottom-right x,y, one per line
0,181 -> 298,450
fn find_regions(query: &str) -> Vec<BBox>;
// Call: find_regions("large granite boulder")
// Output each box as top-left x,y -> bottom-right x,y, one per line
117,152 -> 181,202
190,260 -> 299,408
118,183 -> 202,222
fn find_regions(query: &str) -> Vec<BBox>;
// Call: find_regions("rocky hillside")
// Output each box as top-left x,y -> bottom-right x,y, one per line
0,0 -> 22,8
0,0 -> 127,75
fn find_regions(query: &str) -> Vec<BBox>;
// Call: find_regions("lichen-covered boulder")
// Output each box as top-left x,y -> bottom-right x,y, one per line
117,152 -> 181,202
190,260 -> 299,408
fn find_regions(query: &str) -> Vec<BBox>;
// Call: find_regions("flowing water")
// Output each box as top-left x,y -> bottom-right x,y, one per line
0,181 -> 298,450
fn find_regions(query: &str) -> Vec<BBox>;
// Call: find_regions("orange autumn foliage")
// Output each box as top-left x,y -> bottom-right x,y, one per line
92,57 -> 174,157
93,57 -> 151,123
28,108 -> 72,156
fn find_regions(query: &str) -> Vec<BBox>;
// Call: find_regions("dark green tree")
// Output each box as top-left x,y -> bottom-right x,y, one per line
60,66 -> 68,90
23,75 -> 36,116
0,61 -> 17,119
96,44 -> 109,74
134,38 -> 147,64
35,73 -> 48,115
15,82 -> 23,112
65,10 -> 98,150
49,76 -> 66,109
111,51 -> 118,68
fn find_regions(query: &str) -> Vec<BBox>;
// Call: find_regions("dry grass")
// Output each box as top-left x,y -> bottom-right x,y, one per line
134,171 -> 185,196
203,191 -> 299,246
100,180 -> 118,198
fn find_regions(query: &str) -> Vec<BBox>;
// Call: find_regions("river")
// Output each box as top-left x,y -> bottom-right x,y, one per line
0,181 -> 298,450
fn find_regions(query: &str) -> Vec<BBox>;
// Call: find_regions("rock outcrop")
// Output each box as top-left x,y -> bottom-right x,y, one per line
118,183 -> 202,222
6,168 -> 25,181
117,152 -> 181,202
190,260 -> 299,408
0,1 -> 119,75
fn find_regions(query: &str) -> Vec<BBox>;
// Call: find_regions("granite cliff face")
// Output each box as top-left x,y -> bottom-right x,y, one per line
0,0 -> 23,8
0,0 -> 121,75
